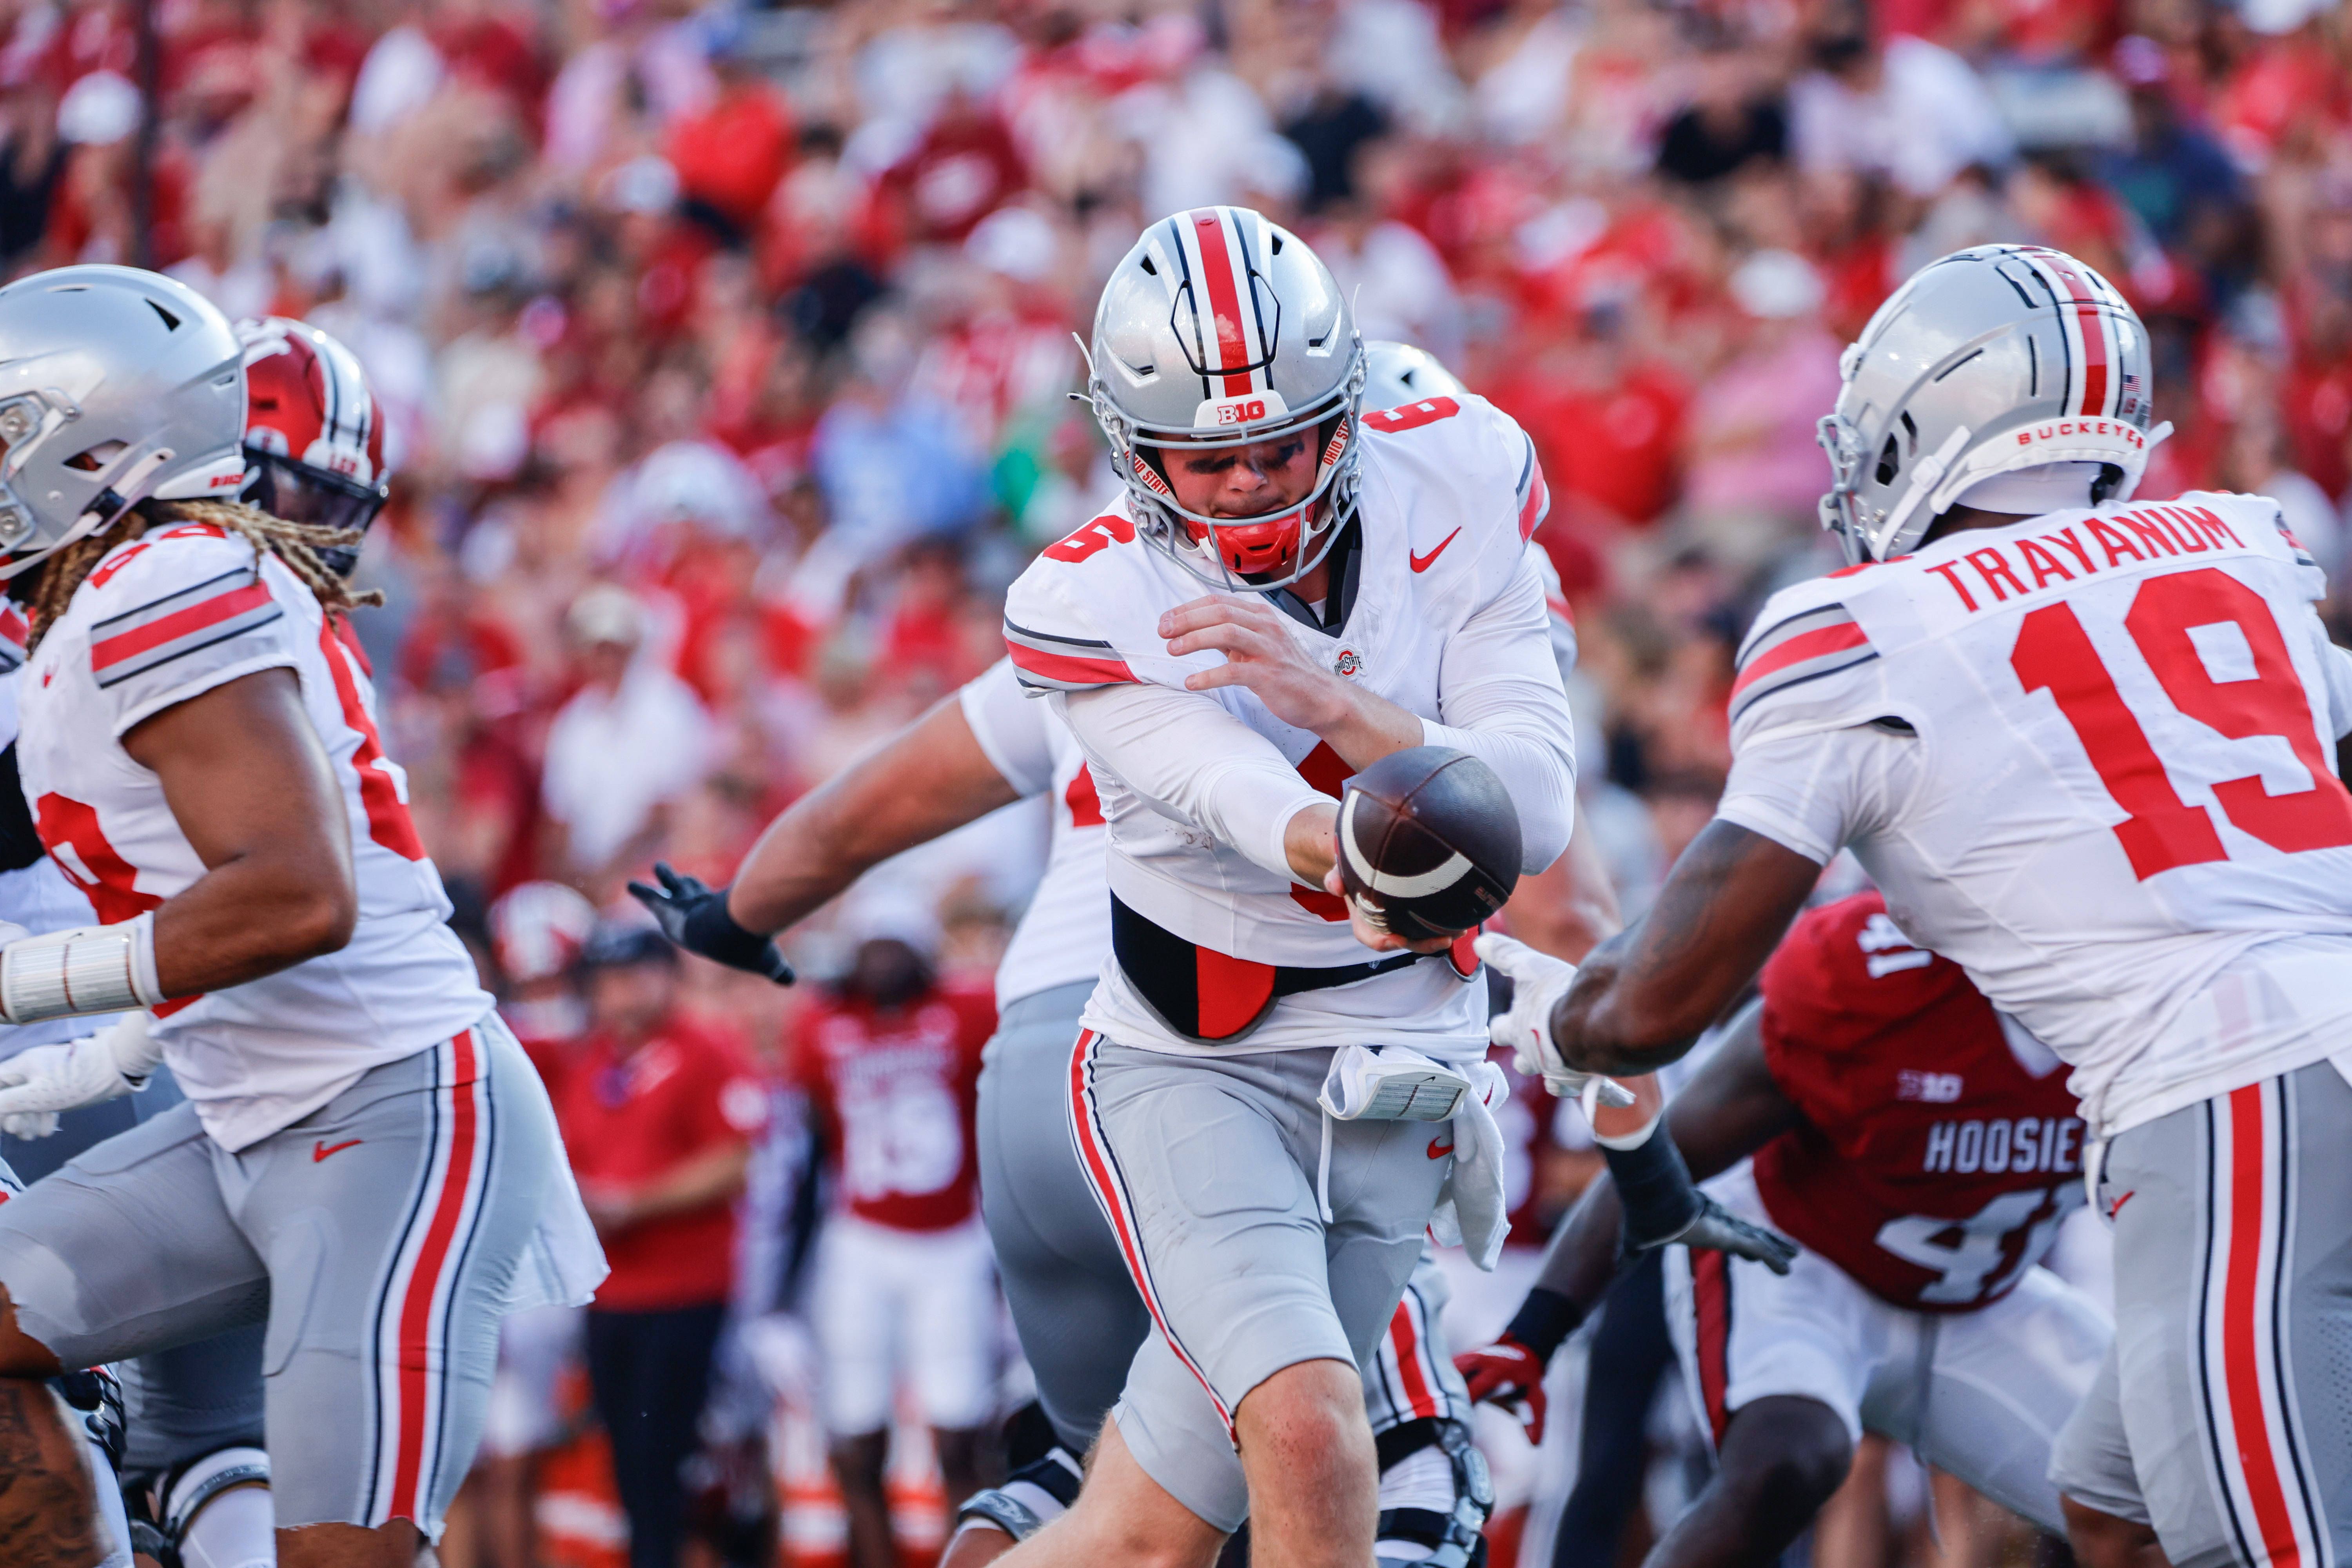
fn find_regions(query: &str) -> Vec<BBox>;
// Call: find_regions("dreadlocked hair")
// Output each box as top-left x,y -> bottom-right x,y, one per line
24,498 -> 380,652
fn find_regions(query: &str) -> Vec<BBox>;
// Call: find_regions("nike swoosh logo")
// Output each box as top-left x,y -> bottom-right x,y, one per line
2105,1189 -> 2134,1220
1427,1137 -> 1455,1160
313,1139 -> 363,1163
1410,528 -> 1463,573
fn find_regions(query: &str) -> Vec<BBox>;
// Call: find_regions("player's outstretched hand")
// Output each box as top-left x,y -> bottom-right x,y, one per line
1454,1335 -> 1550,1445
627,863 -> 795,985
1663,1194 -> 1799,1276
0,1012 -> 159,1138
1473,933 -> 1634,1107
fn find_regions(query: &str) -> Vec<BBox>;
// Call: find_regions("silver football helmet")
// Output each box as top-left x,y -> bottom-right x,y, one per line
1087,206 -> 1364,589
0,265 -> 246,578
1818,244 -> 2171,564
1363,340 -> 1467,410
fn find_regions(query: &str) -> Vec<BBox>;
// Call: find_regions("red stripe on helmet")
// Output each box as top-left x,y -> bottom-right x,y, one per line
2044,255 -> 2110,418
1189,209 -> 1255,399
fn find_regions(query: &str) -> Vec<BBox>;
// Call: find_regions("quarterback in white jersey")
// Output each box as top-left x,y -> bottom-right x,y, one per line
987,206 -> 1579,1568
0,266 -> 599,1568
1492,245 -> 2352,1568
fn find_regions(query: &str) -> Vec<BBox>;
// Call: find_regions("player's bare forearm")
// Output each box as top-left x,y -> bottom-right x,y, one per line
1546,820 -> 1820,1075
1162,592 -> 1422,771
726,696 -> 1018,935
1532,999 -> 1800,1305
122,668 -> 359,997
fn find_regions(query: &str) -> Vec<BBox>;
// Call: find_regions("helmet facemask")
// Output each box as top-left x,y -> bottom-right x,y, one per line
241,448 -> 389,577
1094,341 -> 1365,591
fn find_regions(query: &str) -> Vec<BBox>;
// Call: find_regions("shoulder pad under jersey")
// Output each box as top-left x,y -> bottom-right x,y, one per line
1728,572 -> 1884,744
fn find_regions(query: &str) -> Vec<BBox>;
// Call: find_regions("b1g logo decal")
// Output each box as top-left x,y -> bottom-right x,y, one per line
1217,399 -> 1268,424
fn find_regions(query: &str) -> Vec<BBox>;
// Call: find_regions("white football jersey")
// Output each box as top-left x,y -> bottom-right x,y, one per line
16,523 -> 492,1150
960,656 -> 1107,1009
1001,392 -> 1575,1060
964,539 -> 1582,1014
1716,490 -> 2352,1138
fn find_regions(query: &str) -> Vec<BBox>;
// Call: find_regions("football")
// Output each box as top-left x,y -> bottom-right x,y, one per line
1335,746 -> 1523,944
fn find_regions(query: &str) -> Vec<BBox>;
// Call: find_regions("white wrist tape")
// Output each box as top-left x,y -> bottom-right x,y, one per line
0,913 -> 165,1024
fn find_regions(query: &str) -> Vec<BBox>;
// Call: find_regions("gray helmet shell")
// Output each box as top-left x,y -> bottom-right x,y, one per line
1363,340 -> 1466,410
1088,207 -> 1364,589
1818,244 -> 2169,564
0,265 -> 246,576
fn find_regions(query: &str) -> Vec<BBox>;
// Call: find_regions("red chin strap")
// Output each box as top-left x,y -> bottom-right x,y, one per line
1184,503 -> 1311,579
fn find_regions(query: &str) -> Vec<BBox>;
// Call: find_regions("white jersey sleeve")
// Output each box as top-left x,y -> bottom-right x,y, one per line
1054,682 -> 1327,882
1426,548 -> 1576,869
958,658 -> 1056,796
71,527 -> 304,737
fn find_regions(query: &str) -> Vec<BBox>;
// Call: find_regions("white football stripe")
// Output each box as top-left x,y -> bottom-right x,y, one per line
1340,791 -> 1475,900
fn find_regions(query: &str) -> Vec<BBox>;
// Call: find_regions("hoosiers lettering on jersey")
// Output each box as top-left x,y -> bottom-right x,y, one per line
14,526 -> 490,1150
1718,489 -> 2352,1139
1749,893 -> 2084,1312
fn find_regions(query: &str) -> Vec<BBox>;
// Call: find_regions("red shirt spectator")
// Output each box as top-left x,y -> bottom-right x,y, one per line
668,70 -> 795,233
1490,348 -> 1688,528
559,932 -> 770,1310
791,955 -> 995,1233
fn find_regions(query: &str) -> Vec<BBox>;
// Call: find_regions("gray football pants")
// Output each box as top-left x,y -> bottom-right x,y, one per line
0,1018 -> 563,1537
979,986 -> 1474,1461
1,1065 -> 266,1479
2049,1058 -> 2352,1568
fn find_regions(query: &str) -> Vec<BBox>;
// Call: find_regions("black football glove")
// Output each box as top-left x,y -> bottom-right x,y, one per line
627,863 -> 795,985
1605,1125 -> 1798,1274
1660,1194 -> 1799,1274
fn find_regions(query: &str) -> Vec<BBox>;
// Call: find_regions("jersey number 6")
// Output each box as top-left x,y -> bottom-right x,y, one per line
2011,566 -> 2352,879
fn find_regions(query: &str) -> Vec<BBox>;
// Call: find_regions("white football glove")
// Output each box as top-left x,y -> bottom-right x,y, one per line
0,1012 -> 160,1138
1473,933 -> 1634,1109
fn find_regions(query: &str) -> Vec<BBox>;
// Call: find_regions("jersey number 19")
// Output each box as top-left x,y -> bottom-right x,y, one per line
2011,566 -> 2352,879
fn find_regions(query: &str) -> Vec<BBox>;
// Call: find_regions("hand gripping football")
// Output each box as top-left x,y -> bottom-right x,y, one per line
1336,746 -> 1522,944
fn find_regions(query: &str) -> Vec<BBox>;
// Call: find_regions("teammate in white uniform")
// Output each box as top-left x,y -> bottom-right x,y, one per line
1487,243 -> 2352,1568
642,344 -> 1613,1567
0,266 -> 600,1568
0,312 -> 392,1568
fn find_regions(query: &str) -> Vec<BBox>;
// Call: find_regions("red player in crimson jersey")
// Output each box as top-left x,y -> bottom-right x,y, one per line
790,929 -> 999,1568
1457,893 -> 2113,1566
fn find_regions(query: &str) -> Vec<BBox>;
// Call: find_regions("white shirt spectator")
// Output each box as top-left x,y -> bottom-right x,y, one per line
1316,219 -> 1465,368
1789,36 -> 2013,198
542,659 -> 716,873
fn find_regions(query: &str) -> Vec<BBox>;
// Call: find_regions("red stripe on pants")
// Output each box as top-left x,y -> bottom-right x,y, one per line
1692,1250 -> 1732,1445
2221,1083 -> 2303,1568
1065,1031 -> 1234,1431
390,1029 -> 481,1522
1388,1297 -> 1439,1421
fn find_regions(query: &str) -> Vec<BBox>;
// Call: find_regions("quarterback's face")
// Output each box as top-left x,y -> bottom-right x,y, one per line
1163,432 -> 1317,519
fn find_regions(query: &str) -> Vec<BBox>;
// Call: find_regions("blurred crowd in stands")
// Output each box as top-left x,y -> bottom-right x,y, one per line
14,0 -> 2352,1558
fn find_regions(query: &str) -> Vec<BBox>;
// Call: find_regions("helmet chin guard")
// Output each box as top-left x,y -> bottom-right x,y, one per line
1817,245 -> 2171,564
1086,206 -> 1366,590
